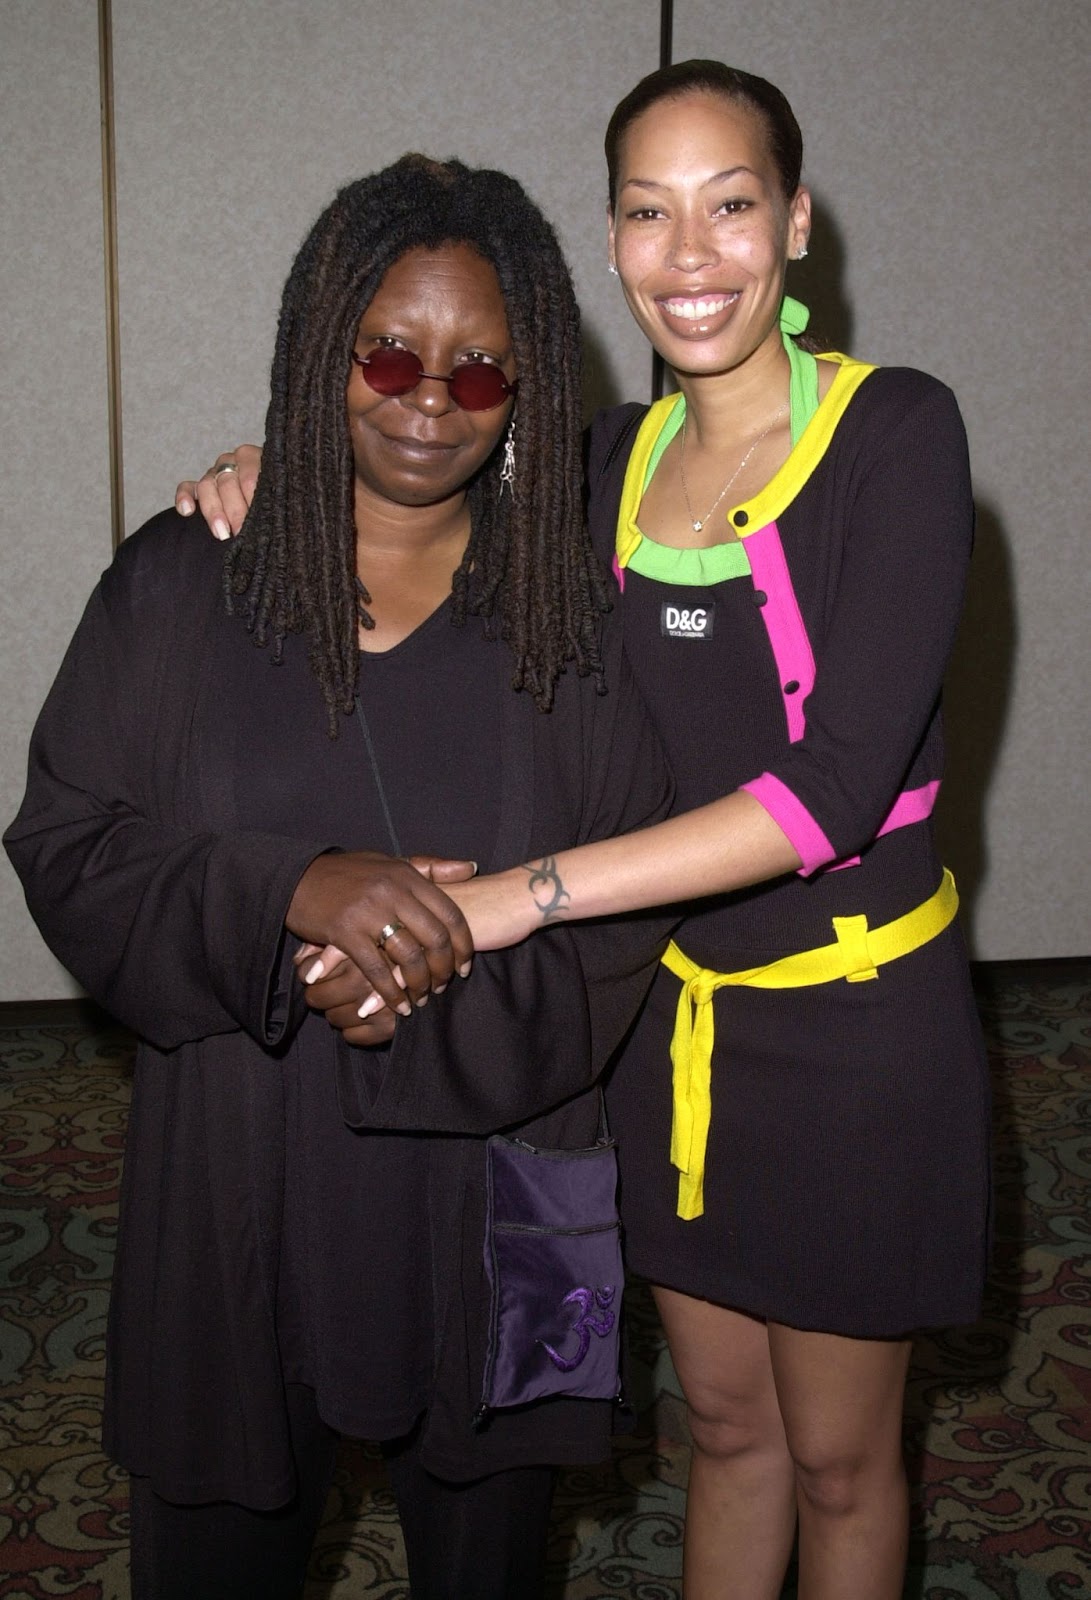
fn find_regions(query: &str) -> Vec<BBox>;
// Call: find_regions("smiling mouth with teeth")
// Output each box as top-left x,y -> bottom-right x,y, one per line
662,293 -> 740,321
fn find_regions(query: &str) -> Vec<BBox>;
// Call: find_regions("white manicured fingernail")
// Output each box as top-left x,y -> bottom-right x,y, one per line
212,517 -> 230,541
179,496 -> 195,515
396,1000 -> 412,1017
392,966 -> 406,989
303,959 -> 324,983
459,961 -> 473,978
357,994 -> 383,1019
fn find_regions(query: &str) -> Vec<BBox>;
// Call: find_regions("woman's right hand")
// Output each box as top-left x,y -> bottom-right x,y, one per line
176,444 -> 263,539
286,850 -> 475,1017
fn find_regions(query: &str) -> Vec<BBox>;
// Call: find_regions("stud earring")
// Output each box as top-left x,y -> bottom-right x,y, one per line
796,245 -> 809,260
499,417 -> 516,498
607,262 -> 618,275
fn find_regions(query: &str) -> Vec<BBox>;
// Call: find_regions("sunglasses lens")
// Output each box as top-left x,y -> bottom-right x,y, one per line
357,348 -> 514,410
447,362 -> 514,411
360,347 -> 423,395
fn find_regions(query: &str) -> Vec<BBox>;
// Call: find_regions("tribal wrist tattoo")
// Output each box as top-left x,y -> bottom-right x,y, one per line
522,856 -> 571,925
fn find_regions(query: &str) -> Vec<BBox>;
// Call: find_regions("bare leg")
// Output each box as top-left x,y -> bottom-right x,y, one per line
653,1287 -> 796,1600
768,1323 -> 912,1600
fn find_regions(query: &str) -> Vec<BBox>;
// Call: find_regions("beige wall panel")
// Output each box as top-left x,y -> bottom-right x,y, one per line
673,0 -> 1089,957
0,2 -> 112,999
113,0 -> 660,535
0,0 -> 659,1002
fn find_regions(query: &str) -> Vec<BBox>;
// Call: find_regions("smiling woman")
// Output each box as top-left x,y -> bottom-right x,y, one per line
346,246 -> 516,511
607,95 -> 809,376
5,154 -> 675,1600
446,63 -> 991,1600
224,156 -> 602,746
341,244 -> 518,650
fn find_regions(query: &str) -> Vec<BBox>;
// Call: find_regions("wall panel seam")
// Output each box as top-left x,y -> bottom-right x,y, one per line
98,0 -> 125,550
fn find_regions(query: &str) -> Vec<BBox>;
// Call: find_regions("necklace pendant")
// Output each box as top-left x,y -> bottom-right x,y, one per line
692,519 -> 703,532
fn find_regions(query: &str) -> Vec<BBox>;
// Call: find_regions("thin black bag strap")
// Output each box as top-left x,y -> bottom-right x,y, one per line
334,694 -> 401,1132
355,695 -> 401,856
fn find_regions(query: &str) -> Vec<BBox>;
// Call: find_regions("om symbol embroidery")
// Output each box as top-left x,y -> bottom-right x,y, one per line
539,1285 -> 617,1373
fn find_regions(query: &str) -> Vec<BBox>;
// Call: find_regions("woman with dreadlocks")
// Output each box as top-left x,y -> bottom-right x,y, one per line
5,156 -> 675,1600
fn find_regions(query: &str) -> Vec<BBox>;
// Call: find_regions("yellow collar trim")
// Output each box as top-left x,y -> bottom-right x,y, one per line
615,353 -> 876,567
730,353 -> 875,536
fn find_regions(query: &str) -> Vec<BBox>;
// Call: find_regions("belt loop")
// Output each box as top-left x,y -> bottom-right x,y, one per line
831,913 -> 879,982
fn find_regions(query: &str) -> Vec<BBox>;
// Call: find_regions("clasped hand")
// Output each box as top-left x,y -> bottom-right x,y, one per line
286,851 -> 476,1046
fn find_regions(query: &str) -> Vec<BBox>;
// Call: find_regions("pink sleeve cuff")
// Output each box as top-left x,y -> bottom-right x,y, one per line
741,772 -> 836,877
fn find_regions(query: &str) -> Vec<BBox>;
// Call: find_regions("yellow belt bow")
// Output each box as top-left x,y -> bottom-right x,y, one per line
663,869 -> 959,1220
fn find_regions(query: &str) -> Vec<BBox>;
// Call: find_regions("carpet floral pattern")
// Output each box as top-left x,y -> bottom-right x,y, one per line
0,966 -> 1088,1599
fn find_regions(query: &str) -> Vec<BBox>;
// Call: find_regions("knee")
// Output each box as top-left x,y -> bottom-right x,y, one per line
685,1394 -> 784,1466
791,1443 -> 903,1519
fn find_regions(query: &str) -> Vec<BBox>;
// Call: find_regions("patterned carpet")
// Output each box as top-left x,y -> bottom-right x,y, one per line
1,963 -> 1088,1599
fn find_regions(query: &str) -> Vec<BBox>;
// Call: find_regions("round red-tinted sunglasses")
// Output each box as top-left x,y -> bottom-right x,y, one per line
351,347 -> 517,412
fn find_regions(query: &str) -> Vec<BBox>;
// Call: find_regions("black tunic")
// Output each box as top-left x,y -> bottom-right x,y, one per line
587,365 -> 992,1336
5,510 -> 674,1506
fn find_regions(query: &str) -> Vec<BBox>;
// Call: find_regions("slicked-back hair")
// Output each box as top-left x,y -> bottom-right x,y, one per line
225,154 -> 608,733
605,60 -> 804,207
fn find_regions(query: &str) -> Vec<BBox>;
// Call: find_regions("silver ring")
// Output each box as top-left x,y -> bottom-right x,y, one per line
376,921 -> 403,949
211,461 -> 239,479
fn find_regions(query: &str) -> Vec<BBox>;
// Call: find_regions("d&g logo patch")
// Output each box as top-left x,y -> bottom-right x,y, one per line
660,601 -> 715,640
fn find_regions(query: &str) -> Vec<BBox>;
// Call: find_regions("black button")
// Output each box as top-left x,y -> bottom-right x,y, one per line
752,589 -> 768,606
784,680 -> 800,694
733,509 -> 749,527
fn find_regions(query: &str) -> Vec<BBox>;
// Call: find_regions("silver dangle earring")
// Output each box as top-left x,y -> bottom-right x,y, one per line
499,416 -> 516,498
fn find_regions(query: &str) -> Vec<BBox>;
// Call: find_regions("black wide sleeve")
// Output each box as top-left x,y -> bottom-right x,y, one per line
336,619 -> 676,1134
4,518 -> 330,1049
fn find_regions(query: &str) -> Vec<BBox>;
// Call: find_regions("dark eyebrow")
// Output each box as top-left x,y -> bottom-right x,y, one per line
703,167 -> 759,187
620,166 -> 758,194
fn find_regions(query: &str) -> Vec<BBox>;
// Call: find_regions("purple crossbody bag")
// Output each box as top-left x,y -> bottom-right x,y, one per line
477,1122 -> 623,1421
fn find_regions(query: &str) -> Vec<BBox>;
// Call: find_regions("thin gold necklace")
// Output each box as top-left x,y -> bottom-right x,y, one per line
679,401 -> 788,533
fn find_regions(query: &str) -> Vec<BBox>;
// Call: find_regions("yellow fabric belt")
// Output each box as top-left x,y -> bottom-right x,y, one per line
662,868 -> 959,1221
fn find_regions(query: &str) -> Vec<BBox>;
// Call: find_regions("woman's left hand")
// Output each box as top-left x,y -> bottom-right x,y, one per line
294,868 -> 536,1043
292,853 -> 477,1042
295,853 -> 479,988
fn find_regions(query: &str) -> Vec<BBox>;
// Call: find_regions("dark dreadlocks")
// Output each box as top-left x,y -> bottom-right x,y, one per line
224,154 -> 609,734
